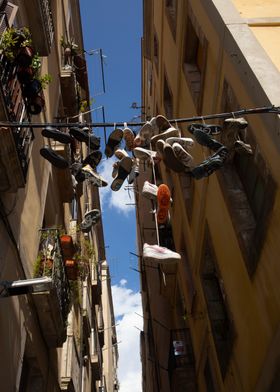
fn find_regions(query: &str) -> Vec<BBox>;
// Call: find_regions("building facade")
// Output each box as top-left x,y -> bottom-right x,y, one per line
0,1 -> 118,391
139,0 -> 280,391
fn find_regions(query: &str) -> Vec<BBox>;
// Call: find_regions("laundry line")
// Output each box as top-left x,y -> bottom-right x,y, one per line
0,105 -> 279,129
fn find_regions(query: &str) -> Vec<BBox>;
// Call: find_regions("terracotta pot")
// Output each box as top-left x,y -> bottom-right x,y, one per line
60,235 -> 75,259
27,95 -> 45,115
16,46 -> 34,67
64,259 -> 78,280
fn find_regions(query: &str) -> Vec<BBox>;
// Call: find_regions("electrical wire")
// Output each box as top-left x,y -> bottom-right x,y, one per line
0,105 -> 278,129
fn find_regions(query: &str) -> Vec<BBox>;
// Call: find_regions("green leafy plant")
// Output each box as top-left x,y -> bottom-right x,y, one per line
38,73 -> 52,89
0,27 -> 32,61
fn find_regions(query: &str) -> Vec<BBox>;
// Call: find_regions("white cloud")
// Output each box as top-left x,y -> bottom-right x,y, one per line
112,281 -> 143,392
98,158 -> 135,214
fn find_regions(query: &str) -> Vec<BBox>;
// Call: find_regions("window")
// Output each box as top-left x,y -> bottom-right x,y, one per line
183,14 -> 207,113
218,80 -> 276,275
165,0 -> 177,38
201,226 -> 234,378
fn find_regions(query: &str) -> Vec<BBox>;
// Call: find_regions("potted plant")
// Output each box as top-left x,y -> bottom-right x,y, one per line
60,36 -> 79,58
0,26 -> 33,65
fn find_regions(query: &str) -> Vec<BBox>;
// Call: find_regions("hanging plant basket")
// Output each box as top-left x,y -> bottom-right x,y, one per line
27,94 -> 45,115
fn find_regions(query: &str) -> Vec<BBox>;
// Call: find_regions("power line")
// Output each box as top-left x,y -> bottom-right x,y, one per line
0,105 -> 279,129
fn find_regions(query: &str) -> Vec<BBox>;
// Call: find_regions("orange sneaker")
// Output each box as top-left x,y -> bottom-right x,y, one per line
156,184 -> 171,224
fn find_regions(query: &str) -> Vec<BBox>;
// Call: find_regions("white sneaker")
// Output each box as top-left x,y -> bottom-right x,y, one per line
82,165 -> 108,187
142,181 -> 158,200
139,122 -> 154,141
133,147 -> 158,161
143,243 -> 181,264
151,127 -> 180,146
166,137 -> 194,150
114,148 -> 129,160
172,143 -> 193,168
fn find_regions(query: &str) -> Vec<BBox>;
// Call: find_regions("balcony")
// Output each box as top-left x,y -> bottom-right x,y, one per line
90,327 -> 103,380
60,64 -> 78,117
91,262 -> 102,305
82,279 -> 92,337
24,0 -> 54,55
33,229 -> 71,347
0,44 -> 34,192
169,329 -> 197,392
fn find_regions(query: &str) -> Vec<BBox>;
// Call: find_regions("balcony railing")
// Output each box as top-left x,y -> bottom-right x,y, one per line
0,15 -> 34,192
33,229 -> 71,347
24,0 -> 54,55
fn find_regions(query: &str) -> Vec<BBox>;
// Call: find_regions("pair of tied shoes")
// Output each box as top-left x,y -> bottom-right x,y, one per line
80,209 -> 101,233
156,137 -> 194,173
111,155 -> 134,191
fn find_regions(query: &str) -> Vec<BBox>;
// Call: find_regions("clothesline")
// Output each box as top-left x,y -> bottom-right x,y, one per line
1,105 -> 279,129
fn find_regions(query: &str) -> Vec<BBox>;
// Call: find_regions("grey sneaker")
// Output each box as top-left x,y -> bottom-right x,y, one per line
234,140 -> 253,155
163,143 -> 185,173
191,155 -> 224,180
166,137 -> 195,150
151,127 -> 180,147
222,117 -> 248,148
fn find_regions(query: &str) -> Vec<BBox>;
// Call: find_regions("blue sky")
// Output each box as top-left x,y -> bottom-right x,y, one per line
80,1 -> 143,391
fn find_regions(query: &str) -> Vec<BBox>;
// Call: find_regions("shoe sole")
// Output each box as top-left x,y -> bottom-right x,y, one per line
42,129 -> 72,144
151,128 -> 180,147
82,151 -> 102,168
111,157 -> 133,191
157,184 -> 171,224
123,129 -> 135,151
40,148 -> 69,169
163,144 -> 185,172
80,209 -> 100,232
105,129 -> 123,157
173,143 -> 193,168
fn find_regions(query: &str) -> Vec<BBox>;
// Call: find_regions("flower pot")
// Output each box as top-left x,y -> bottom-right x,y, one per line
64,259 -> 78,280
16,46 -> 34,67
27,95 -> 45,115
17,66 -> 34,83
60,235 -> 75,259
23,78 -> 42,98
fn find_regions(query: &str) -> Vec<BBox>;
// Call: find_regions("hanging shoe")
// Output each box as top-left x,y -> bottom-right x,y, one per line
69,127 -> 101,150
163,143 -> 185,173
154,115 -> 172,132
155,139 -> 166,160
172,143 -> 193,169
105,128 -> 124,158
157,184 -> 171,224
42,127 -> 72,144
123,126 -> 135,151
40,146 -> 69,169
222,118 -> 248,148
114,148 -> 129,160
82,150 -> 102,169
234,140 -> 253,155
127,158 -> 140,184
112,161 -> 119,178
166,136 -> 195,150
143,243 -> 181,264
191,154 -> 225,180
151,126 -> 180,148
191,128 -> 224,152
80,209 -> 101,233
139,121 -> 154,142
76,164 -> 108,186
133,147 -> 158,161
111,156 -> 133,191
142,180 -> 158,200
188,123 -> 222,135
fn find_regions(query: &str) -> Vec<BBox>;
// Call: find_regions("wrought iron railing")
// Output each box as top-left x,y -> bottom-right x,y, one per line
0,13 -> 34,179
36,229 -> 71,327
